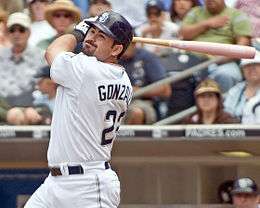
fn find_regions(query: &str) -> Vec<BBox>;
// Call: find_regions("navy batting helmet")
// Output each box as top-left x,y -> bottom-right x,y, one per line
231,177 -> 259,195
85,11 -> 133,55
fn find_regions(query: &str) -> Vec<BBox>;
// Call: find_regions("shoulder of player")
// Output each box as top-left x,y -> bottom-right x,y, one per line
61,52 -> 99,65
123,71 -> 133,88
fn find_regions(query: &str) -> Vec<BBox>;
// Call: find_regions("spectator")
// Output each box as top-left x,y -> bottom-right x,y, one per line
109,0 -> 147,27
224,52 -> 260,123
88,0 -> 112,17
182,79 -> 239,124
0,97 -> 10,124
199,0 -> 239,7
159,0 -> 204,116
254,38 -> 260,51
231,177 -> 260,208
160,51 -> 206,116
0,8 -> 11,48
170,0 -> 200,25
180,0 -> 252,92
136,0 -> 179,56
119,41 -> 171,124
218,180 -> 234,204
0,12 -> 46,109
27,0 -> 57,46
33,65 -> 57,113
0,0 -> 24,14
6,66 -> 55,125
72,0 -> 88,17
235,0 -> 260,38
37,0 -> 81,50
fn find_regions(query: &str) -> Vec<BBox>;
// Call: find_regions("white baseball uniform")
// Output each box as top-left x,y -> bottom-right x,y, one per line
25,52 -> 133,208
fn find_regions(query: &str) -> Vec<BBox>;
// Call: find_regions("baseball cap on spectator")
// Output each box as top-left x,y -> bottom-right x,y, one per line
89,0 -> 111,5
34,66 -> 50,78
7,12 -> 31,29
240,51 -> 260,68
146,0 -> 166,15
231,177 -> 259,195
194,79 -> 221,96
45,0 -> 81,25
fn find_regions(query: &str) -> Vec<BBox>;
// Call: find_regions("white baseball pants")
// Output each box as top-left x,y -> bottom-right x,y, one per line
24,166 -> 120,208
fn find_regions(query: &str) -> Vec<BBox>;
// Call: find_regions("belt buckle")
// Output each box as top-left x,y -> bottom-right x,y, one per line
59,163 -> 69,176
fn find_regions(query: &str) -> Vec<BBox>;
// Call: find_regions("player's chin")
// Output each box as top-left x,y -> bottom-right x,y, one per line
81,47 -> 95,56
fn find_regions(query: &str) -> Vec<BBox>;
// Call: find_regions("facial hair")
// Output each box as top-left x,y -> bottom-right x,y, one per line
82,40 -> 97,56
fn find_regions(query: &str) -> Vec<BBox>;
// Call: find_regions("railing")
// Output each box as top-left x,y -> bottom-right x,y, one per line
133,57 -> 223,98
133,57 -> 224,124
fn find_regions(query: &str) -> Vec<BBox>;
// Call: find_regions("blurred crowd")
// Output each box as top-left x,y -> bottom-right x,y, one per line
0,0 -> 259,125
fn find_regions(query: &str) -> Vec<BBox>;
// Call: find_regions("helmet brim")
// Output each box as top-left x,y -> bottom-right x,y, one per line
85,21 -> 117,41
231,188 -> 258,195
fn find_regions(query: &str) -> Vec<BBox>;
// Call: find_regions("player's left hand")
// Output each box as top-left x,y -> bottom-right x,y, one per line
72,17 -> 97,43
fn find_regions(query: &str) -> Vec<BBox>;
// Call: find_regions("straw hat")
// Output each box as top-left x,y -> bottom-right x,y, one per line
195,79 -> 221,96
0,8 -> 8,23
45,0 -> 81,25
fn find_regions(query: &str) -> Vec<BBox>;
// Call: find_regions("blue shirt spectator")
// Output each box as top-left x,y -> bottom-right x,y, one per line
121,48 -> 167,87
72,0 -> 89,17
224,82 -> 250,119
119,43 -> 171,124
224,53 -> 260,121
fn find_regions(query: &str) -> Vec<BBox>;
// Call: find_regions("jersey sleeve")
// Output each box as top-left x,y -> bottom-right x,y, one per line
50,52 -> 85,90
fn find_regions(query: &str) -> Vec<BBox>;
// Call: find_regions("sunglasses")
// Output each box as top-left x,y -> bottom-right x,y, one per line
52,13 -> 72,18
31,0 -> 48,3
8,26 -> 27,33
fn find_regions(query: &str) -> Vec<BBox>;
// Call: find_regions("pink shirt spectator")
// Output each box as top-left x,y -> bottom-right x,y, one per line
235,0 -> 260,37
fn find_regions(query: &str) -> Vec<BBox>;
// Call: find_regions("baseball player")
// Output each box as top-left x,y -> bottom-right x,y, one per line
24,11 -> 133,208
231,177 -> 260,208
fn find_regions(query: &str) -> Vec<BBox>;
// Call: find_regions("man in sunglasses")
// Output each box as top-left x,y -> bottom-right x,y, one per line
0,12 -> 46,125
231,177 -> 260,208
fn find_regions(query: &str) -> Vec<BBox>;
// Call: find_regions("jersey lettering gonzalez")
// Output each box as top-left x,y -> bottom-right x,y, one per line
98,83 -> 132,105
48,52 -> 132,167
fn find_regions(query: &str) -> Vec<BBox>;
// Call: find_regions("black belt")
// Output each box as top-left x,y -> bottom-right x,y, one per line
50,162 -> 110,176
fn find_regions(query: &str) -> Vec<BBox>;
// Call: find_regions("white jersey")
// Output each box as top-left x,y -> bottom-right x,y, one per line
47,52 -> 132,167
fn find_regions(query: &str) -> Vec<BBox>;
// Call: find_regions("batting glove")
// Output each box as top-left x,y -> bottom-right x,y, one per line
72,17 -> 97,43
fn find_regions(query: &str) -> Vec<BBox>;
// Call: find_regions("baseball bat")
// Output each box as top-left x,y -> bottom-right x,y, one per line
132,37 -> 256,59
